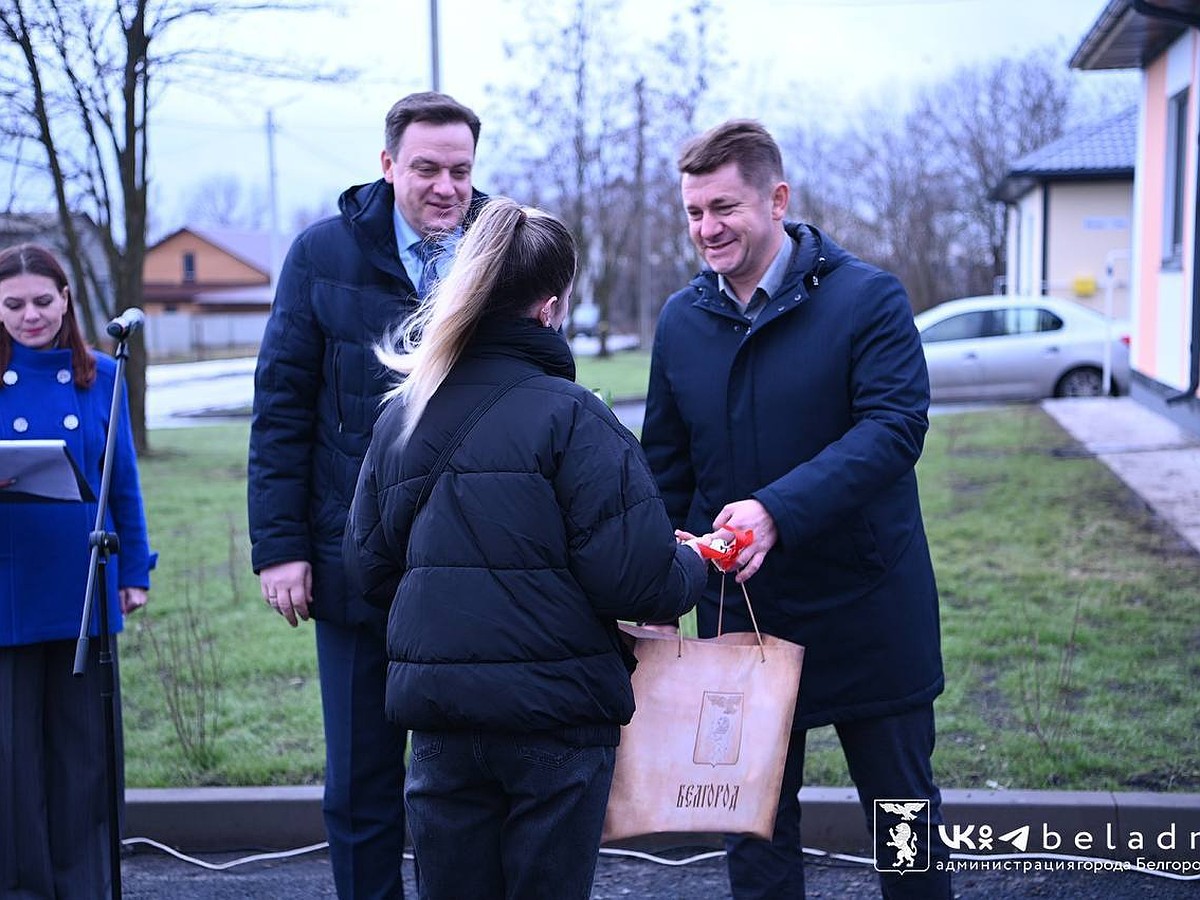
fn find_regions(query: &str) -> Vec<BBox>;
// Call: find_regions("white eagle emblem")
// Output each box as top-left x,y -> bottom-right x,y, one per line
879,801 -> 924,821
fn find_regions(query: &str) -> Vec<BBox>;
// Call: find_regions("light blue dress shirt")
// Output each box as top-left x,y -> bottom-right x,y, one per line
392,207 -> 462,290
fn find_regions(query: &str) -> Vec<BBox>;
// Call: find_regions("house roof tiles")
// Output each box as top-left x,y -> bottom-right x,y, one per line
991,107 -> 1137,203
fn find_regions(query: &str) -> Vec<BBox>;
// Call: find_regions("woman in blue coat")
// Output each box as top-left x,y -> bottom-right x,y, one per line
0,243 -> 154,898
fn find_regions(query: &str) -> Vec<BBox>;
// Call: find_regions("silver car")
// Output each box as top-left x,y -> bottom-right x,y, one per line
913,295 -> 1131,402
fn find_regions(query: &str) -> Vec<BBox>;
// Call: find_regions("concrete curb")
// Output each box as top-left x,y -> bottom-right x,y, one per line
127,786 -> 1200,862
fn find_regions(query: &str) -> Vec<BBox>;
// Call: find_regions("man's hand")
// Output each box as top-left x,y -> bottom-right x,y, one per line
260,560 -> 313,627
712,499 -> 778,583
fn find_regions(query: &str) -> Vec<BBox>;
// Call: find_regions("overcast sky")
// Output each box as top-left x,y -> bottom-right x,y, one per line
149,0 -> 1125,234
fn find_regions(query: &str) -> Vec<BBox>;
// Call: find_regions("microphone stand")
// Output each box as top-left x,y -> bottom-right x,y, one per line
73,324 -> 135,900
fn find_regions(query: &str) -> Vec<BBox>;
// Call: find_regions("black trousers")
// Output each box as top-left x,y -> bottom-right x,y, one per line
0,638 -> 121,900
724,704 -> 952,900
315,620 -> 407,899
406,731 -> 614,900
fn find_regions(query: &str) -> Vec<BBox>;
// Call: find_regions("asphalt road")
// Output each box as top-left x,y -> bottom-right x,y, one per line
119,844 -> 1199,899
143,352 -> 1005,434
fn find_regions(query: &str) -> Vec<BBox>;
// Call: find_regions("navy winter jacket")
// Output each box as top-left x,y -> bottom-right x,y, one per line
248,178 -> 485,626
346,318 -> 708,742
642,223 -> 944,729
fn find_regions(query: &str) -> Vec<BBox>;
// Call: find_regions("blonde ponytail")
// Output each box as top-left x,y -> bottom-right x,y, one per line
376,198 -> 576,445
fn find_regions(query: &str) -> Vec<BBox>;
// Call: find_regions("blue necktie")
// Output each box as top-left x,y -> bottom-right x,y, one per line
411,240 -> 440,300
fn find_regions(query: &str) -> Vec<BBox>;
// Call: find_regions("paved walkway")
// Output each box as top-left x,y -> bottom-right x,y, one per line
1042,397 -> 1200,554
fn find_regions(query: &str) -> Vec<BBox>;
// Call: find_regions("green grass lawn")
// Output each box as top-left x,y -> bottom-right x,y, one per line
125,425 -> 324,786
574,349 -> 651,401
124,403 -> 1200,792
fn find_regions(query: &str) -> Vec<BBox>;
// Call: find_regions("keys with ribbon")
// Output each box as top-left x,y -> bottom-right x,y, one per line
697,527 -> 754,572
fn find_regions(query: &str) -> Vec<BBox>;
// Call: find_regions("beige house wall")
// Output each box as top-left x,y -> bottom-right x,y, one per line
1132,35 -> 1196,389
1003,181 -> 1131,317
1006,188 -> 1044,297
144,231 -> 267,286
1043,181 -> 1132,318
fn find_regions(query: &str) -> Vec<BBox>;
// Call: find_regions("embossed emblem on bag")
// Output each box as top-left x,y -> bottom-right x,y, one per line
693,691 -> 743,766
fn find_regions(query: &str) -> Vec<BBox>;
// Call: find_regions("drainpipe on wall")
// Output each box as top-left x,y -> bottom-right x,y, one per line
1168,128 -> 1200,403
1132,2 -> 1200,402
1040,182 -> 1050,295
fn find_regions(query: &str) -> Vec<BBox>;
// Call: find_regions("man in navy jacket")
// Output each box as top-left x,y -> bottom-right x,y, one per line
248,91 -> 485,899
642,119 -> 951,899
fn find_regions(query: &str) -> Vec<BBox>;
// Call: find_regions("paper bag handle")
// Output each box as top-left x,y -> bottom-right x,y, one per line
678,574 -> 765,663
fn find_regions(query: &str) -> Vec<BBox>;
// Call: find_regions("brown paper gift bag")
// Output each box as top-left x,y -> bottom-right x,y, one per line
602,615 -> 804,843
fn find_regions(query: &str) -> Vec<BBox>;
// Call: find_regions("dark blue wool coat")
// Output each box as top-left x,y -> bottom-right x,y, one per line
248,179 -> 486,626
642,223 -> 944,729
346,319 -> 707,742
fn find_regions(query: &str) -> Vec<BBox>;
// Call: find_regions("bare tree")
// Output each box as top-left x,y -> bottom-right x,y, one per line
917,46 -> 1073,295
485,0 -> 724,351
290,200 -> 337,233
183,173 -> 267,230
780,45 -> 1082,311
0,0 -> 349,452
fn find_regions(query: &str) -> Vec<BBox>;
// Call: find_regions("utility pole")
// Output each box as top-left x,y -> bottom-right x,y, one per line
430,0 -> 441,91
265,109 -> 282,288
635,77 -> 651,349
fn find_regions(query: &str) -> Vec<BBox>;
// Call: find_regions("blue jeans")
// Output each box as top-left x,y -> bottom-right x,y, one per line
405,730 -> 615,900
316,620 -> 407,899
725,705 -> 952,900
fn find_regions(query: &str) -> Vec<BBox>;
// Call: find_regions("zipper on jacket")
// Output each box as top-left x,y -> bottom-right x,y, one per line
332,343 -> 345,432
808,256 -> 827,289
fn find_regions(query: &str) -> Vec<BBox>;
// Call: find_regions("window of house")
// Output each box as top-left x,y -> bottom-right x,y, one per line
1164,88 -> 1190,268
183,251 -> 196,283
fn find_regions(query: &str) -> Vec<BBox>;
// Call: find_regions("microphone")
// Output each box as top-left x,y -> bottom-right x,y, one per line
106,307 -> 145,340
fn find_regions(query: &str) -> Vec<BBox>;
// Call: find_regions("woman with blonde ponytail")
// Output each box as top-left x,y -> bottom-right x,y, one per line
346,198 -> 709,899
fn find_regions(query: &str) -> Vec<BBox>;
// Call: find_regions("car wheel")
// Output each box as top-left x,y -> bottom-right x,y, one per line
1054,366 -> 1104,398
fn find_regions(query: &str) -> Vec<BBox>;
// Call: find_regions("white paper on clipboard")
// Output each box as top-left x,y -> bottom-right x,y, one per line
0,439 -> 95,503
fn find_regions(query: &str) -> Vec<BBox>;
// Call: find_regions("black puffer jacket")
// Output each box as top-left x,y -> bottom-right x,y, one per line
345,318 -> 708,742
247,178 -> 485,626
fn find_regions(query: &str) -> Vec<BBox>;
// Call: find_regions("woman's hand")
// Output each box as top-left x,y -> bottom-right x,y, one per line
638,622 -> 680,636
119,587 -> 148,614
676,528 -> 724,558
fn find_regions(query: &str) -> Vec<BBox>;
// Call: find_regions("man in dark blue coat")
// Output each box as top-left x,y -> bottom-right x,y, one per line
247,91 -> 485,899
642,119 -> 951,899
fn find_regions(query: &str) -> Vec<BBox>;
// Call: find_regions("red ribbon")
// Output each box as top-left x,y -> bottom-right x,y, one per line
697,527 -> 754,572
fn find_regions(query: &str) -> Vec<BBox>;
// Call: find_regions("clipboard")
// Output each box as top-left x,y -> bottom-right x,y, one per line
0,439 -> 95,503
